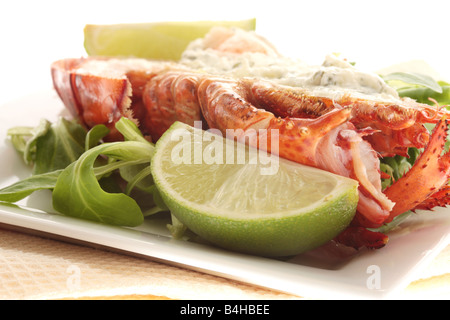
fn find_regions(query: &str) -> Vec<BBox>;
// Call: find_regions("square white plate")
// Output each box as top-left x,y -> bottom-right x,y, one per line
0,90 -> 449,299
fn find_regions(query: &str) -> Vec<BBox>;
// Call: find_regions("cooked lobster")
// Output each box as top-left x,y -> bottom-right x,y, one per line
50,27 -> 450,250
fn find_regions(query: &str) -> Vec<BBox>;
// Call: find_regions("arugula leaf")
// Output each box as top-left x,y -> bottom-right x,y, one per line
52,141 -> 154,226
117,161 -> 168,216
7,117 -> 89,175
85,124 -> 109,151
383,72 -> 443,93
115,117 -> 149,143
8,119 -> 51,166
33,118 -> 88,175
398,85 -> 450,106
0,170 -> 62,202
0,158 -> 149,204
51,119 -> 156,226
369,211 -> 414,234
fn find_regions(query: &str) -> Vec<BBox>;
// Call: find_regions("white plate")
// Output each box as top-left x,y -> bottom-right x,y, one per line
0,90 -> 449,300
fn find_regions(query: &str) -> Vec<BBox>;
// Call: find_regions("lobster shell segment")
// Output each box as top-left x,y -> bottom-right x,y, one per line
51,57 -> 184,140
51,58 -> 133,140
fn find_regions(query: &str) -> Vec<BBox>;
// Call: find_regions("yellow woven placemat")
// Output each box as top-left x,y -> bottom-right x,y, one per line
0,228 -> 448,300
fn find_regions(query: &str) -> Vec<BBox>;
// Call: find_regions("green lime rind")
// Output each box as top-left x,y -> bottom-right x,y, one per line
159,186 -> 358,257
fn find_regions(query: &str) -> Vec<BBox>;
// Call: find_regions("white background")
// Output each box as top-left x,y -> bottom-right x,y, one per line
0,0 -> 449,105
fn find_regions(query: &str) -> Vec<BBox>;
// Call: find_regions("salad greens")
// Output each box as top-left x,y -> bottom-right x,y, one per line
8,117 -> 88,175
382,72 -> 443,94
382,72 -> 450,105
52,140 -> 151,226
398,82 -> 450,106
0,117 -> 167,226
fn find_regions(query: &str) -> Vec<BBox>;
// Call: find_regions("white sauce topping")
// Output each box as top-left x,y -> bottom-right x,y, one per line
180,35 -> 400,103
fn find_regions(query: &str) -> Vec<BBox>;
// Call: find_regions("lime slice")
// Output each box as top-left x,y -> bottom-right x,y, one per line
151,122 -> 359,257
84,19 -> 256,61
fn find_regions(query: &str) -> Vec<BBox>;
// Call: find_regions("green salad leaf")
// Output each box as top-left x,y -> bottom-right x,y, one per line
380,148 -> 421,191
52,140 -> 153,226
398,85 -> 450,106
8,118 -> 87,174
1,118 -> 90,203
382,72 -> 450,106
7,117 -> 88,175
383,72 -> 443,93
34,118 -> 88,175
0,170 -> 62,203
7,119 -> 51,166
85,123 -> 110,151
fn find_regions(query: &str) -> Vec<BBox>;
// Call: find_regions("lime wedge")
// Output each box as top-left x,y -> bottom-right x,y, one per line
151,122 -> 359,257
84,19 -> 256,61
